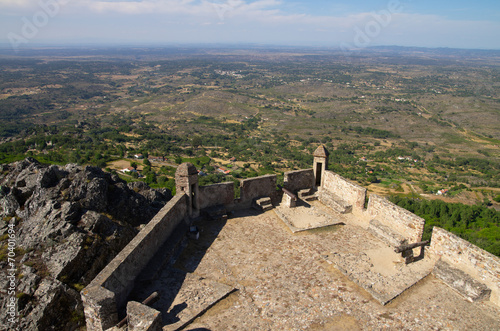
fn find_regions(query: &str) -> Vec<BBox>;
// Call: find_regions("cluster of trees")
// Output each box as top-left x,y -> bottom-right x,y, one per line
390,196 -> 500,256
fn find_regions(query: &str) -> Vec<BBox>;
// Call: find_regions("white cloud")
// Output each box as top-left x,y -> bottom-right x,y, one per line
68,0 -> 250,16
44,0 -> 287,20
0,0 -> 36,7
0,0 -> 42,12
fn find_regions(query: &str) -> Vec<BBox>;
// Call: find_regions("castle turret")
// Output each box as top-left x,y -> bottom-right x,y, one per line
313,145 -> 329,188
175,162 -> 199,218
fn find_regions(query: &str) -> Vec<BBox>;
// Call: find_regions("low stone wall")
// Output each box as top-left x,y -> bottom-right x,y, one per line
239,175 -> 277,208
81,194 -> 188,330
429,227 -> 500,306
284,169 -> 314,193
322,171 -> 367,212
367,194 -> 425,244
198,182 -> 234,210
319,190 -> 352,214
368,219 -> 407,247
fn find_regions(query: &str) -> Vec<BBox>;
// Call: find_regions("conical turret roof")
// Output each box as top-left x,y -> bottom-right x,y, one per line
313,145 -> 329,158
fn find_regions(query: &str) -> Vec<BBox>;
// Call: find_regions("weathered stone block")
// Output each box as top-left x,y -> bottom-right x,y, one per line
282,192 -> 296,208
81,285 -> 118,331
433,260 -> 491,302
127,301 -> 162,331
368,219 -> 407,247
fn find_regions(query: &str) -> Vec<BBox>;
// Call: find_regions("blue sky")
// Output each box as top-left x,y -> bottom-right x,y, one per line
1,0 -> 499,50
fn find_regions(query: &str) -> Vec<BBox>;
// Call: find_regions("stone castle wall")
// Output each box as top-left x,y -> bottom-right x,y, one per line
81,158 -> 500,330
283,169 -> 314,193
81,194 -> 188,330
199,182 -> 235,210
322,171 -> 367,212
367,194 -> 425,244
429,227 -> 500,306
239,174 -> 278,208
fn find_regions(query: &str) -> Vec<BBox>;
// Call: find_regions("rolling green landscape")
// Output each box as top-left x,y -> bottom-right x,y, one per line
1,46 -> 499,255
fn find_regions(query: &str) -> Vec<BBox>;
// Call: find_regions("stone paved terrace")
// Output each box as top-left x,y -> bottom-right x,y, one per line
129,208 -> 500,331
274,199 -> 347,233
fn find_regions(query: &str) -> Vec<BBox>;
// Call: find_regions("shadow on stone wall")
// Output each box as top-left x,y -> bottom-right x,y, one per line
126,215 -> 229,327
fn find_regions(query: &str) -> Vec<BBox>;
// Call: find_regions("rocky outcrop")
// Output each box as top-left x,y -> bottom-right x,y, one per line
0,158 -> 172,330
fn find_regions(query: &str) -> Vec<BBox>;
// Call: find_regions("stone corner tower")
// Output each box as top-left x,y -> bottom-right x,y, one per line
313,145 -> 329,188
175,162 -> 199,218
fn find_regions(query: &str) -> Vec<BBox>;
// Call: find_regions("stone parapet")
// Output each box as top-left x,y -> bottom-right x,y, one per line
81,194 -> 188,330
81,152 -> 500,331
433,260 -> 491,302
239,175 -> 277,209
322,171 -> 366,212
319,189 -> 352,214
368,219 -> 407,247
284,169 -> 314,193
199,182 -> 234,210
367,194 -> 425,244
429,227 -> 500,306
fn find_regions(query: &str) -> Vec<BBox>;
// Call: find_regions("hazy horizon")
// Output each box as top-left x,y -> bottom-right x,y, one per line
1,1 -> 500,52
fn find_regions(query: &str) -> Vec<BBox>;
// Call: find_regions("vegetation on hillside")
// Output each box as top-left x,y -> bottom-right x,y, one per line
0,46 -> 499,251
390,196 -> 500,256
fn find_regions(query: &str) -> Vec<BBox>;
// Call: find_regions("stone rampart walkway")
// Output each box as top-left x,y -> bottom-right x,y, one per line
129,209 -> 500,330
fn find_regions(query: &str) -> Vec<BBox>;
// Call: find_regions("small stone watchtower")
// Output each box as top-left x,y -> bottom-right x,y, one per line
175,163 -> 199,218
313,145 -> 329,188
